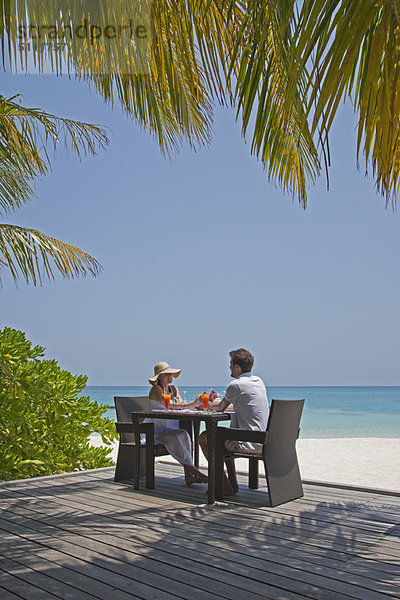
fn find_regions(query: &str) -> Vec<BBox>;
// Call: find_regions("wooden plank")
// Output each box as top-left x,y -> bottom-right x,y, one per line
345,555 -> 400,579
357,546 -> 400,563
0,472 -> 394,564
0,585 -> 29,600
81,468 -> 395,520
0,574 -> 60,600
0,557 -> 97,600
1,490 -> 398,597
1,478 -> 396,576
150,478 -> 396,533
0,526 -> 194,600
1,466 -> 400,600
0,515 -> 310,600
0,493 -> 357,579
151,476 -> 398,531
7,475 -> 390,548
56,467 -> 400,532
6,478 -> 391,544
0,540 -> 144,600
123,461 -> 398,515
0,468 -> 113,488
0,513 -> 277,600
0,484 -> 378,567
3,506 -> 398,600
0,545 -> 164,600
0,487 -> 359,571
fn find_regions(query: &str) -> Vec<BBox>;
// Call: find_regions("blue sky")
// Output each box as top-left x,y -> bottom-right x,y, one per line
1,73 -> 399,386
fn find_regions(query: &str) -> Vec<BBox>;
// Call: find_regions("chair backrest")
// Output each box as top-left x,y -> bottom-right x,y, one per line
114,396 -> 149,443
263,398 -> 305,506
265,398 -> 304,445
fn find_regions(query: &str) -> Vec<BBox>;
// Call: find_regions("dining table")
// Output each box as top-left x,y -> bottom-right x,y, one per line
131,409 -> 231,504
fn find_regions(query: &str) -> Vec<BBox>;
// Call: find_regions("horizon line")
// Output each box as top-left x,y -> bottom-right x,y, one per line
84,384 -> 400,389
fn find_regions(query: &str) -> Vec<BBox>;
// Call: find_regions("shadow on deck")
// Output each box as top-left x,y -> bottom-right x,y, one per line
0,464 -> 399,600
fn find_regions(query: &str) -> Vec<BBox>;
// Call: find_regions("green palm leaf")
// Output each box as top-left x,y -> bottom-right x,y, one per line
0,0 -> 318,204
292,0 -> 400,203
0,161 -> 32,214
4,0 -> 400,204
0,93 -> 108,285
0,224 -> 102,286
0,94 -> 109,214
227,0 -> 320,206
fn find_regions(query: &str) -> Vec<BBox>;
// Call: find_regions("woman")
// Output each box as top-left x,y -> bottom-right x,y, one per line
147,361 -> 207,486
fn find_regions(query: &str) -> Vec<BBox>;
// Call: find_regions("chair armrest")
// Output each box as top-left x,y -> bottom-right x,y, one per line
115,422 -> 154,434
116,422 -> 134,434
216,427 -> 266,444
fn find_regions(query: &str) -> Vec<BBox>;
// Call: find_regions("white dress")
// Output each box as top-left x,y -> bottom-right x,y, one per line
144,397 -> 194,466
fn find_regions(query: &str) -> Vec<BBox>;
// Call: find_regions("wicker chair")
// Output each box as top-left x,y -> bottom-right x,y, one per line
215,398 -> 305,506
114,396 -> 193,489
114,396 -> 168,488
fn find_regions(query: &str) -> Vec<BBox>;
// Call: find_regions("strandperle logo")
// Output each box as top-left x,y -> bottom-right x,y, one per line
17,19 -> 149,46
7,0 -> 153,75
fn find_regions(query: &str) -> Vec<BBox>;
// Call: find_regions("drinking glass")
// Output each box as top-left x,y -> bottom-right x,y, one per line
202,392 -> 209,410
162,390 -> 171,410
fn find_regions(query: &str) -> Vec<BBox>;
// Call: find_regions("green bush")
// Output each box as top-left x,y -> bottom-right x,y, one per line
0,327 -> 117,481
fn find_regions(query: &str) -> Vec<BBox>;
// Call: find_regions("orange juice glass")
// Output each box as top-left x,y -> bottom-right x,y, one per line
163,393 -> 171,410
202,392 -> 209,410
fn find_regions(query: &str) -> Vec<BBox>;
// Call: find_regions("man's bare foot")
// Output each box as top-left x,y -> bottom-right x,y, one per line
206,479 -> 235,496
223,475 -> 235,496
225,460 -> 239,494
228,478 -> 239,494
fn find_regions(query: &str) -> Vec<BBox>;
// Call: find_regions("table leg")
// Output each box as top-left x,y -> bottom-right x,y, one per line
205,419 -> 217,504
193,421 -> 200,468
132,418 -> 141,491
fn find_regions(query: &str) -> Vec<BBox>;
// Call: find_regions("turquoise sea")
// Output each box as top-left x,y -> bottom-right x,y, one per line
81,386 -> 400,439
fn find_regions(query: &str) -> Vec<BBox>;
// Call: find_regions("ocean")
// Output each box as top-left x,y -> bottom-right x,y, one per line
81,386 -> 400,439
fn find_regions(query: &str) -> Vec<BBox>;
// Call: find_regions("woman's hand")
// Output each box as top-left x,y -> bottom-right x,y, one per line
169,401 -> 183,410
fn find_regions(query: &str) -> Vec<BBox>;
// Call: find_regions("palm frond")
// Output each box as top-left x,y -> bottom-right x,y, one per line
0,94 -> 109,215
0,224 -> 102,285
0,0 -> 328,204
225,0 -> 320,206
293,0 -> 400,203
1,1 -> 223,156
0,161 -> 33,214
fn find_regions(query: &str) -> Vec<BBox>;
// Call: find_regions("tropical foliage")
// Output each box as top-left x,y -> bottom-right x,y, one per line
0,0 -> 320,206
289,0 -> 400,202
1,1 -> 399,207
0,327 -> 117,481
0,94 -> 108,284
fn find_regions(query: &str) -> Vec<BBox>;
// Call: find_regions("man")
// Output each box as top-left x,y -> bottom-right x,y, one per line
199,348 -> 269,495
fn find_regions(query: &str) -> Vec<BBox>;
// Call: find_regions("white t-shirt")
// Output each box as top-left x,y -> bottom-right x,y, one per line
225,372 -> 269,451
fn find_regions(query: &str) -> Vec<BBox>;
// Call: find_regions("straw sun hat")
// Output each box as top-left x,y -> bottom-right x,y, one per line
149,361 -> 181,385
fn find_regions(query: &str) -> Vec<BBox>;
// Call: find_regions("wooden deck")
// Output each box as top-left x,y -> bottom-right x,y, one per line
0,463 -> 399,600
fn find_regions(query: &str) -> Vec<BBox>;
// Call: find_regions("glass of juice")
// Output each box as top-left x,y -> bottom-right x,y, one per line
162,392 -> 171,410
202,392 -> 209,410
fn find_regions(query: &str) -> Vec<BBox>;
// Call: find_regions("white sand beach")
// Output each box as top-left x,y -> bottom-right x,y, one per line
296,438 -> 400,491
90,436 -> 400,492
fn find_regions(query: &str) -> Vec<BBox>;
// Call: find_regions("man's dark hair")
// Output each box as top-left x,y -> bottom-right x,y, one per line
229,348 -> 254,373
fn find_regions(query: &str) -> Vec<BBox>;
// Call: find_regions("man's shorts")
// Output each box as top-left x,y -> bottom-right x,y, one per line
224,440 -> 263,454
